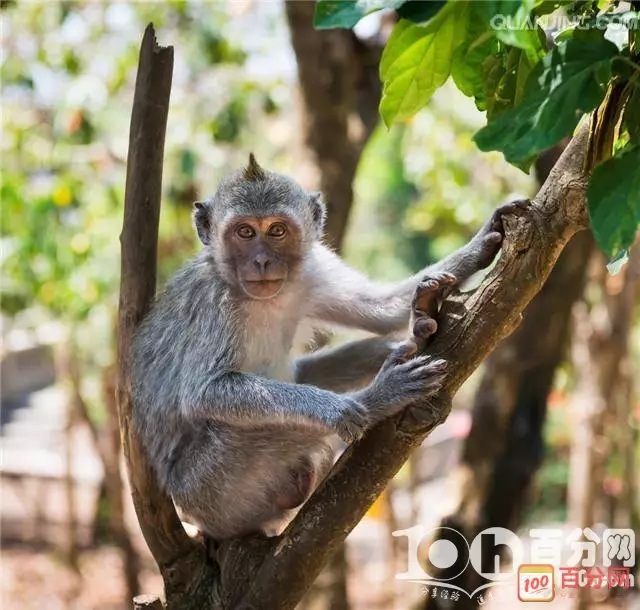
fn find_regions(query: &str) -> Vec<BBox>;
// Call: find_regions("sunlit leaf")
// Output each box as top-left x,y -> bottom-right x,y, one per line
379,5 -> 468,127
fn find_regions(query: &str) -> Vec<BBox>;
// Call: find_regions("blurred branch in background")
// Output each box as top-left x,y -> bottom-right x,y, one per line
285,0 -> 385,251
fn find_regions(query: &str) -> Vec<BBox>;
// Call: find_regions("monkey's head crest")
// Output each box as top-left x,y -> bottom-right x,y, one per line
243,153 -> 266,182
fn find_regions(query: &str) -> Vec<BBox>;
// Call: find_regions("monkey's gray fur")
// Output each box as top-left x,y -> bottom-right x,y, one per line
131,155 -> 525,540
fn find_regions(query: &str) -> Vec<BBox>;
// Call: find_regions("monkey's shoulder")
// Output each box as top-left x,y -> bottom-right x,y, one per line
133,255 -> 238,366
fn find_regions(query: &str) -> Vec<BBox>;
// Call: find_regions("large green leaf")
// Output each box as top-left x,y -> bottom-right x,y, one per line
474,38 -> 618,164
313,0 -> 403,30
587,144 -> 640,257
379,4 -> 468,126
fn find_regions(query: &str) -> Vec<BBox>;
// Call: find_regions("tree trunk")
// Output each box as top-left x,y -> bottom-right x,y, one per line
568,245 -> 639,610
285,0 -> 382,251
423,146 -> 594,610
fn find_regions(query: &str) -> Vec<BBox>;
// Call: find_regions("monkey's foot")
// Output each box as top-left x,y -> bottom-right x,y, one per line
412,272 -> 456,342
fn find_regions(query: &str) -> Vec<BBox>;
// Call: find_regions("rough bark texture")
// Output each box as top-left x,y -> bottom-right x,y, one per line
423,229 -> 594,610
118,25 -> 594,610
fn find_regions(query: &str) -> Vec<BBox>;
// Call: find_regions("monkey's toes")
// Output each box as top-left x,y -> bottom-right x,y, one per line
413,316 -> 437,339
428,358 -> 448,373
392,341 -> 418,363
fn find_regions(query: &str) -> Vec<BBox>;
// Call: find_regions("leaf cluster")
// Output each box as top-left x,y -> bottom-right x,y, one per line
315,0 -> 640,258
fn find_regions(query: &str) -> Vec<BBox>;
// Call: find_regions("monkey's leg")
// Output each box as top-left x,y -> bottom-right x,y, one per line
294,335 -> 401,392
267,442 -> 335,534
275,455 -> 318,510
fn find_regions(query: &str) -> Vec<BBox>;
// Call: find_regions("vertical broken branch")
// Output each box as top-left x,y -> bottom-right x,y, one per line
116,24 -> 212,608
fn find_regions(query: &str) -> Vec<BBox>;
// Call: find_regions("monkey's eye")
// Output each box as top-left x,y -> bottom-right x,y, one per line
267,223 -> 287,239
236,224 -> 256,240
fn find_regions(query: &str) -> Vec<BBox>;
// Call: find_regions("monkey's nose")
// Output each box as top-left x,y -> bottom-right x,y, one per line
254,255 -> 270,274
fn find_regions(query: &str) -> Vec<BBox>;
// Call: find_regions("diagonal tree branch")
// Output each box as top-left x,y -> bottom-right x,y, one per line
233,125 -> 591,610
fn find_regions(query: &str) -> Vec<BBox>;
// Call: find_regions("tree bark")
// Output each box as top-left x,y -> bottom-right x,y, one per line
423,228 -> 594,609
118,24 -> 594,610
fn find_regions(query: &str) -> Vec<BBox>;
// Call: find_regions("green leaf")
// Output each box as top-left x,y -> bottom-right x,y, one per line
379,5 -> 468,126
483,54 -> 507,119
482,46 -> 535,122
450,3 -> 500,105
313,0 -> 403,30
475,0 -> 546,62
587,144 -> 640,257
623,85 -> 640,145
474,38 -> 617,163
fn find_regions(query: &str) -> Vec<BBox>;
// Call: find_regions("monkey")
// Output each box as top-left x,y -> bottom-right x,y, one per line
130,154 -> 527,541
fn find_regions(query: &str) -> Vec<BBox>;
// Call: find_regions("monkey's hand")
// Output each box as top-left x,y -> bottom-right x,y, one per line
468,198 -> 530,270
343,344 -> 447,440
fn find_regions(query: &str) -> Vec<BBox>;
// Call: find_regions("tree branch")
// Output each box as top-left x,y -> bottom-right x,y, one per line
235,124 -> 591,609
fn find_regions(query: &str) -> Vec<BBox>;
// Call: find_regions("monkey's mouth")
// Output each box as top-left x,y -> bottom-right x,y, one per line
240,278 -> 286,300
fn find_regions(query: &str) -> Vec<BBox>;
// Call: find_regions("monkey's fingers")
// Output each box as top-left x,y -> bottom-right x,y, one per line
489,198 -> 531,233
413,273 -> 456,321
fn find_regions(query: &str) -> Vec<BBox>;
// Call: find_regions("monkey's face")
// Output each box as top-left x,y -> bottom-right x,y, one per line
222,215 -> 303,300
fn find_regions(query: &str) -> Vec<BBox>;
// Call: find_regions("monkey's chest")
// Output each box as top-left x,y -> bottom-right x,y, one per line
239,320 -> 296,382
242,347 -> 292,381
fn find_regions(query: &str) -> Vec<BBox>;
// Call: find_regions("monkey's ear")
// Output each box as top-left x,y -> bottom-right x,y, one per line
309,192 -> 326,233
243,153 -> 266,182
193,200 -> 212,245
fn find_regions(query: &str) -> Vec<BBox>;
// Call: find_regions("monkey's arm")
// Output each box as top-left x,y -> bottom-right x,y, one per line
307,200 -> 528,334
179,371 -> 369,441
293,335 -> 401,392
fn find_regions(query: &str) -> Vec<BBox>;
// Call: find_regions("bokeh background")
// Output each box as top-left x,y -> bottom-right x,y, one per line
1,2 -> 638,609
